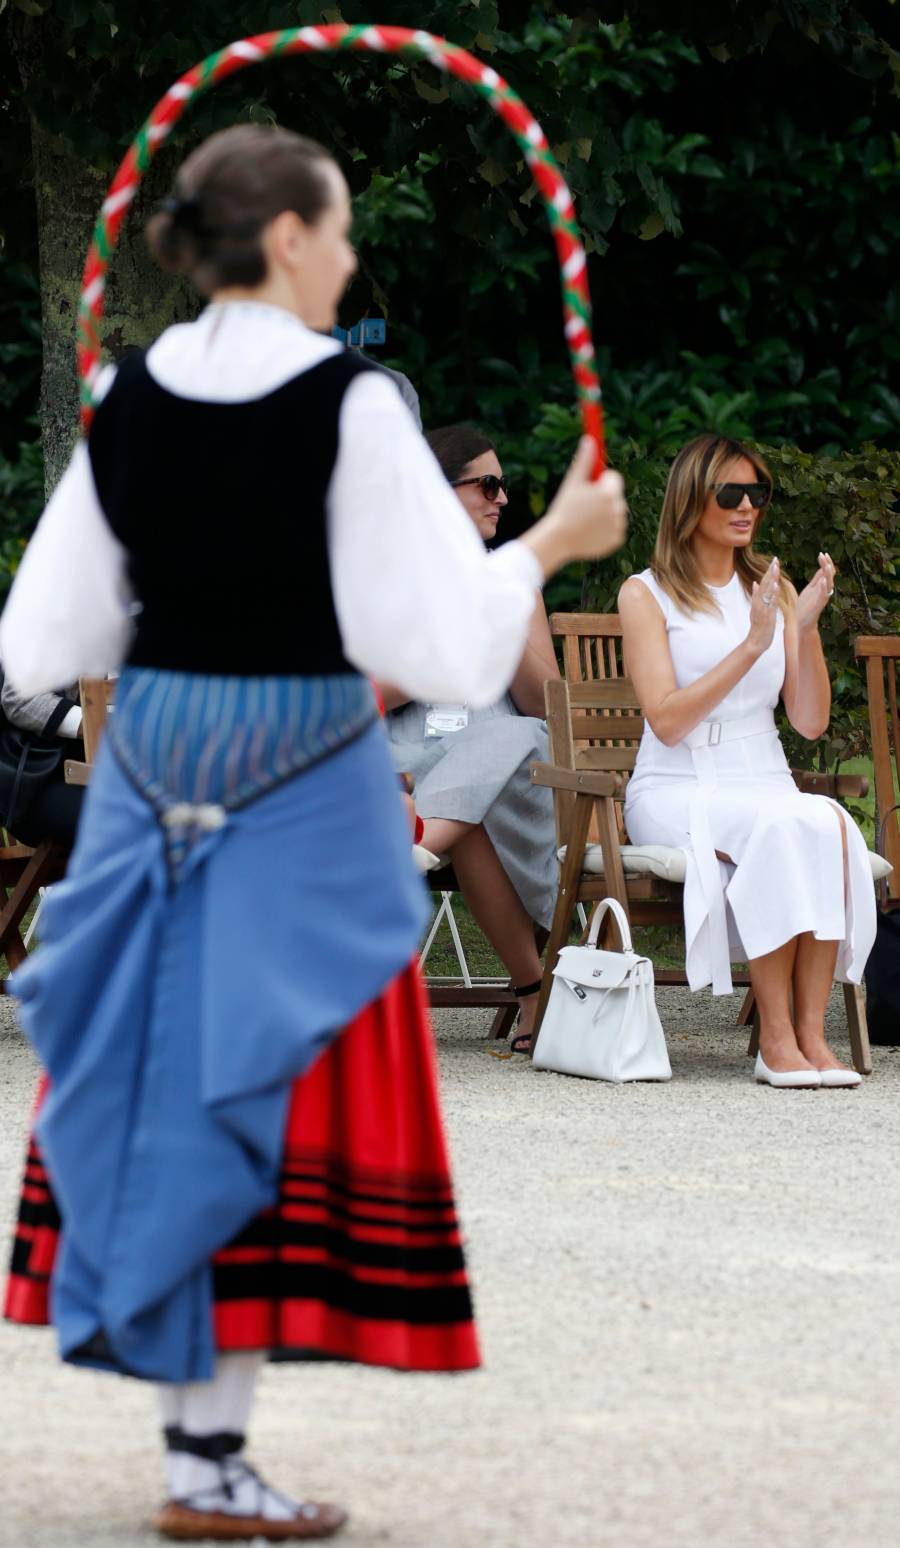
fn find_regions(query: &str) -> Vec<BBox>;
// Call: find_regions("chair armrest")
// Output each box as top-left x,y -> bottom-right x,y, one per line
835,774 -> 869,798
790,769 -> 869,799
530,763 -> 626,797
64,760 -> 91,787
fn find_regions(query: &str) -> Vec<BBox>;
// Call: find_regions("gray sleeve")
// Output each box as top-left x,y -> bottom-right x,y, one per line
1,678 -> 76,737
355,353 -> 423,430
384,367 -> 423,431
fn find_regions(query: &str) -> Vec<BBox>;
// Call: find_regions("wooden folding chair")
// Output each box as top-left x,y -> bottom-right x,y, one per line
0,834 -> 68,985
530,613 -> 872,1071
530,630 -> 689,1047
64,676 -> 115,786
855,636 -> 900,887
0,678 -> 103,981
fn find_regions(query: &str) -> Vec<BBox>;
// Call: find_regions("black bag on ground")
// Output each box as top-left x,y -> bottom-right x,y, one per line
866,804 -> 900,1046
0,668 -> 67,835
866,909 -> 900,1045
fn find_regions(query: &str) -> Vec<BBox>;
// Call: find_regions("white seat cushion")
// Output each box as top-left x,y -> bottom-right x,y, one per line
413,845 -> 446,874
557,843 -> 687,884
557,844 -> 892,885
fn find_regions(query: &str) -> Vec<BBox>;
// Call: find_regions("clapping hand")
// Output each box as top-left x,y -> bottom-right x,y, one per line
748,557 -> 781,655
795,551 -> 836,634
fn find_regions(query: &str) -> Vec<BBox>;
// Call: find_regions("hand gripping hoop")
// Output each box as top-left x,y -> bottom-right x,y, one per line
76,23 -> 605,472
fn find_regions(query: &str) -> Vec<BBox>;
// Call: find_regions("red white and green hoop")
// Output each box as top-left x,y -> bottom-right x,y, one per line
77,23 -> 605,469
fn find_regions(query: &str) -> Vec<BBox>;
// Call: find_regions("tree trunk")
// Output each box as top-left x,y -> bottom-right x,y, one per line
29,124 -> 195,494
15,17 -> 194,494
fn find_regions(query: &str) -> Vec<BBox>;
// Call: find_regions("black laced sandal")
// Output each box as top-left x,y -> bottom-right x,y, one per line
509,978 -> 542,1054
153,1427 -> 346,1541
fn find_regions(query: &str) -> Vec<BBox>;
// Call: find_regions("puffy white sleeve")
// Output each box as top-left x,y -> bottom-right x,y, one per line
329,373 -> 543,707
0,439 -> 134,695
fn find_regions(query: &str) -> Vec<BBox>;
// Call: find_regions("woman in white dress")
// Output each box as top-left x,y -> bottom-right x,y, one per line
619,433 -> 876,1089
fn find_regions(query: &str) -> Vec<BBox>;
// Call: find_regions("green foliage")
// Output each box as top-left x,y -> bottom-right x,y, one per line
0,432 -> 44,599
622,0 -> 900,84
3,2 -> 899,452
0,262 -> 42,582
0,23 -> 41,464
0,265 -> 41,446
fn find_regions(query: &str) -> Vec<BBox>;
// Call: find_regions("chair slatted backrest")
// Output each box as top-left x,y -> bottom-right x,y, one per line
64,678 -> 116,787
855,636 -> 900,900
548,614 -> 644,845
81,677 -> 115,763
554,611 -> 625,685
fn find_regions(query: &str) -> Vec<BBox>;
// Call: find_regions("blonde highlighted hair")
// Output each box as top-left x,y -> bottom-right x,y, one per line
651,433 -> 789,615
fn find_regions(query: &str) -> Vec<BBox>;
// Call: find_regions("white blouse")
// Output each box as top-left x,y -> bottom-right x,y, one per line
0,301 -> 543,705
625,568 -> 790,803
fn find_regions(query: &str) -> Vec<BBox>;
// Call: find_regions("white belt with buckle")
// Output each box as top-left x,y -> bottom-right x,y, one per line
682,710 -> 776,752
681,710 -> 778,994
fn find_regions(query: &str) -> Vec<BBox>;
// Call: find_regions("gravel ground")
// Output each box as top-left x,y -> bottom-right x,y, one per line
2,988 -> 900,1548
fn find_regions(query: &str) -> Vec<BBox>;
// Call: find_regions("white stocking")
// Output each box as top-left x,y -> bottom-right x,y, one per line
157,1349 -> 263,1436
155,1352 -> 306,1521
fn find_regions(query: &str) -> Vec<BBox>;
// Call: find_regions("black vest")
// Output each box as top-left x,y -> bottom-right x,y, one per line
88,349 -> 377,676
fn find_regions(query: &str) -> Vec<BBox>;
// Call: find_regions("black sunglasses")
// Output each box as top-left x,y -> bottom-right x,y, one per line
451,474 -> 508,501
714,482 -> 771,510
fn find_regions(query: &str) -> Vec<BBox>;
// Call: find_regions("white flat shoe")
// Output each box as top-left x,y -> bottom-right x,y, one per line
818,1067 -> 862,1088
754,1053 -> 821,1088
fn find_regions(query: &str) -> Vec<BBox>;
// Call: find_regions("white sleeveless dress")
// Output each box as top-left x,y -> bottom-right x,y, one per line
623,569 -> 876,995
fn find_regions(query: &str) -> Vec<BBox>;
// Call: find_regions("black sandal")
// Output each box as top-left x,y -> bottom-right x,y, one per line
509,979 -> 542,1054
155,1430 -> 346,1540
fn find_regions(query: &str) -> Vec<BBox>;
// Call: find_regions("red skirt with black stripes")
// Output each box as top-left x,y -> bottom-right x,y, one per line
5,960 -> 480,1373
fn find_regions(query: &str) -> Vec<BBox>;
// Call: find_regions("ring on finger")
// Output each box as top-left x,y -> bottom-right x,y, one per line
762,594 -> 774,607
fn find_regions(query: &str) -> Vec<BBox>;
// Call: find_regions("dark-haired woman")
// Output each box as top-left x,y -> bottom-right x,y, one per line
384,425 -> 561,1053
1,123 -> 627,1541
618,434 -> 875,1089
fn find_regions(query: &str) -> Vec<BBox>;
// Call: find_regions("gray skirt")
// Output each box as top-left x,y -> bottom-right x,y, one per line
386,696 -> 557,930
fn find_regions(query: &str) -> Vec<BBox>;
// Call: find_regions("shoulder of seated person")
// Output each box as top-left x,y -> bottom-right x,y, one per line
618,574 -> 659,609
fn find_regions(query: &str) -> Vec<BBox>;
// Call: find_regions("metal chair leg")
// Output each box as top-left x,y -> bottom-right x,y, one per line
24,888 -> 45,948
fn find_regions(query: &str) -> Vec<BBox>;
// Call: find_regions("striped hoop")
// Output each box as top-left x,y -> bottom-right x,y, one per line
77,23 -> 604,469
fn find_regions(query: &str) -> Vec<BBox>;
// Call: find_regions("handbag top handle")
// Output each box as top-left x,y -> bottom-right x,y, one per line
587,897 -> 635,953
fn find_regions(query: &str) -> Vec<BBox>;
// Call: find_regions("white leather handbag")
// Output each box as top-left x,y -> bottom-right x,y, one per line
532,897 -> 672,1083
